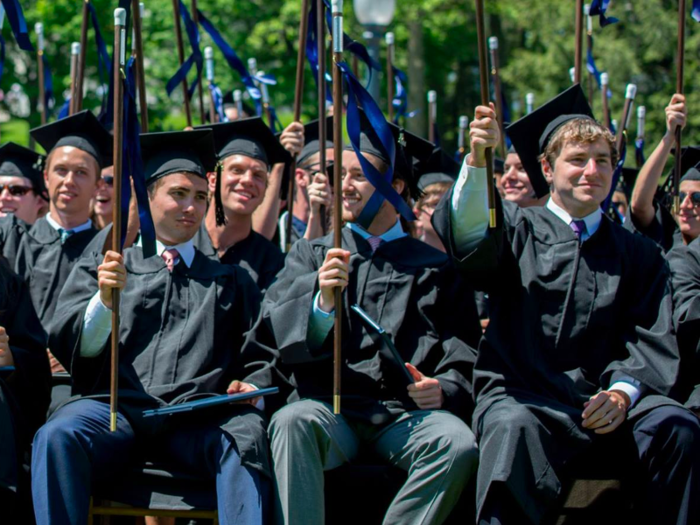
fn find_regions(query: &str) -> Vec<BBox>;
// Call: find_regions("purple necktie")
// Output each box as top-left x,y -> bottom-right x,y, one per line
367,236 -> 384,252
570,219 -> 588,240
161,248 -> 180,272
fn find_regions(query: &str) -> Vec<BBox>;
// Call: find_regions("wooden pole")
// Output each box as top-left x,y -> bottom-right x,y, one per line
69,43 -> 80,116
110,7 -> 127,433
615,84 -> 636,156
317,0 -> 328,236
191,0 -> 206,124
427,90 -> 436,143
35,23 -> 47,125
204,46 -> 217,123
285,0 -> 310,253
525,92 -> 534,114
234,89 -> 243,119
489,36 -> 506,158
574,0 -> 583,84
475,0 -> 496,228
172,0 -> 192,127
585,4 -> 595,105
674,0 -> 686,214
386,32 -> 394,121
75,0 -> 90,112
331,0 -> 344,415
601,72 -> 610,128
131,1 -> 149,133
259,71 -> 273,129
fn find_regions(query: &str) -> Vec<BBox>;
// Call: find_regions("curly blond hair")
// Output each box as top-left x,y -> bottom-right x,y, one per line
539,118 -> 618,169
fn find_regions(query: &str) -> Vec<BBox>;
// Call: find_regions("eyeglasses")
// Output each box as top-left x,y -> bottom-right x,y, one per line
102,175 -> 114,186
0,184 -> 33,197
680,191 -> 700,206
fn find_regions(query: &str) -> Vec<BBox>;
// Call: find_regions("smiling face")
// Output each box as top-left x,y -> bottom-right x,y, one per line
0,175 -> 46,224
209,154 -> 268,217
44,146 -> 100,221
93,166 -> 114,220
149,172 -> 208,245
500,152 -> 539,207
676,179 -> 700,242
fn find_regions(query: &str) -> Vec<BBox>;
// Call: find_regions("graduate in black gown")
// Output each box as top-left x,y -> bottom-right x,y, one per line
11,111 -> 112,328
193,117 -> 289,293
433,85 -> 700,525
248,117 -> 482,525
0,143 -> 48,225
33,130 -> 275,525
625,94 -> 694,252
0,256 -> 50,522
276,117 -> 334,249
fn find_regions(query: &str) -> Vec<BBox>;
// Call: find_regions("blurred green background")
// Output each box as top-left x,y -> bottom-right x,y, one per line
1,0 -> 698,167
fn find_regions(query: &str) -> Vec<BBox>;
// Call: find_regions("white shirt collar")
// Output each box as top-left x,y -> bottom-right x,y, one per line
136,236 -> 196,268
546,197 -> 602,240
346,218 -> 407,242
45,213 -> 93,234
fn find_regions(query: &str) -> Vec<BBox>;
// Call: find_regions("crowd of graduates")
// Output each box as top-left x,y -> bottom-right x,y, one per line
3,3 -> 700,525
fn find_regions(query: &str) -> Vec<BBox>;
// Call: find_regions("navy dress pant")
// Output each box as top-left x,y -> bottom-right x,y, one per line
31,399 -> 268,525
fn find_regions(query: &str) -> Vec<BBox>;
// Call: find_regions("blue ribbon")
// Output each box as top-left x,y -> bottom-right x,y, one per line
267,104 -> 283,133
339,61 -> 416,225
305,0 -> 333,104
166,0 -> 202,101
602,137 -> 626,212
57,95 -> 70,120
0,0 -> 33,51
693,0 -> 700,22
209,81 -> 228,122
87,3 -> 112,118
121,56 -> 156,257
589,0 -> 619,27
635,137 -> 645,167
0,35 -> 5,85
41,54 -> 54,117
391,66 -> 418,125
196,9 -> 263,113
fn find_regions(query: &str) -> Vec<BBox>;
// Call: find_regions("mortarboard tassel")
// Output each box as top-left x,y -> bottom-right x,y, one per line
214,161 -> 226,227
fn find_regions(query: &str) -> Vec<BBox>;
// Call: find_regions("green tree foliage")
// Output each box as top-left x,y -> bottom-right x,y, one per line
1,0 -> 698,168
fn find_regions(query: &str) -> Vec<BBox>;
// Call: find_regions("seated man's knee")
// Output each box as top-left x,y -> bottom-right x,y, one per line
646,406 -> 700,455
427,415 -> 479,474
269,400 -> 327,439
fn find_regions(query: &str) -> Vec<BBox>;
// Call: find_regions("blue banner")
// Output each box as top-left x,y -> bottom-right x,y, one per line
589,0 -> 619,27
0,0 -> 33,51
166,0 -> 202,101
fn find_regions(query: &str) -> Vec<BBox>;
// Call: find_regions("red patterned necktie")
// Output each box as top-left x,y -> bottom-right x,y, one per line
161,248 -> 180,272
367,236 -> 384,252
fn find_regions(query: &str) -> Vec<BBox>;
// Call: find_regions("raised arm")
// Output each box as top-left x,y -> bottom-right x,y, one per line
630,94 -> 686,228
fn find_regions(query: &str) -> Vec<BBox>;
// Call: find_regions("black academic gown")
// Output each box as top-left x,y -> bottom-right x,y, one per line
668,237 -> 700,410
0,214 -> 30,269
433,196 -> 681,523
624,200 -> 683,253
193,222 -> 285,293
0,260 -> 50,508
49,245 -> 275,477
249,227 -> 481,423
14,216 -> 99,328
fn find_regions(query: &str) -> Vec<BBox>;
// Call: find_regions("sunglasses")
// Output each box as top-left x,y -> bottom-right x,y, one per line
102,175 -> 114,186
680,191 -> 700,206
0,184 -> 32,197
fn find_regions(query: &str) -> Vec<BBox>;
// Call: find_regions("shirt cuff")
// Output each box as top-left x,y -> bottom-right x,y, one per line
308,291 -> 335,350
609,380 -> 642,408
80,292 -> 113,358
247,383 -> 265,411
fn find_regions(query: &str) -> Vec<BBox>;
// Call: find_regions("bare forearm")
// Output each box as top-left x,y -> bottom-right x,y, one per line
253,163 -> 285,240
631,133 -> 674,227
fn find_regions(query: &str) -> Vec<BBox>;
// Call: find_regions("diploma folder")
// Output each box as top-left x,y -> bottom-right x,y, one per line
0,366 -> 15,378
350,304 -> 415,386
142,387 -> 279,417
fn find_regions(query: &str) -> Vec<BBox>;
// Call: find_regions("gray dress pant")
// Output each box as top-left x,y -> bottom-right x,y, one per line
269,399 -> 478,525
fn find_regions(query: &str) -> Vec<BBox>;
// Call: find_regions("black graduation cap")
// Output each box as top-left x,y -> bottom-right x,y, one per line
0,142 -> 47,198
293,116 -> 334,167
415,148 -> 459,191
506,84 -> 593,199
494,157 -> 505,175
222,91 -> 255,118
140,129 -> 218,185
671,146 -> 700,182
345,111 -> 434,199
617,167 -> 639,198
194,117 -> 290,167
30,110 -> 113,169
